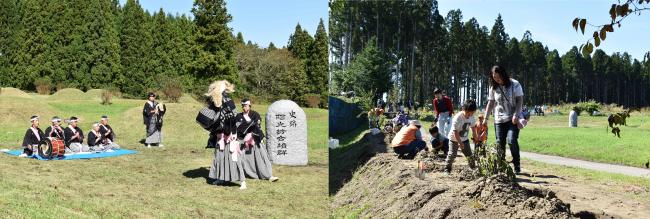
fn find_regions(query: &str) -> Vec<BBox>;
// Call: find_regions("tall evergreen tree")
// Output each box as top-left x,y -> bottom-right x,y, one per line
151,8 -> 174,79
236,32 -> 244,44
268,42 -> 277,51
490,14 -> 509,64
287,23 -> 314,61
308,19 -> 329,100
75,0 -> 122,90
190,0 -> 238,89
120,0 -> 153,97
0,0 -> 20,86
13,0 -> 53,90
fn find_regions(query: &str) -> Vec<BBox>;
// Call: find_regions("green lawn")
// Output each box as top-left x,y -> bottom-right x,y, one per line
519,113 -> 650,168
0,91 -> 328,218
378,110 -> 649,168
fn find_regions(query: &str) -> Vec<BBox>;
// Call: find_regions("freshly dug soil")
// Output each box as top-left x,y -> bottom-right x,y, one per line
332,134 -> 577,218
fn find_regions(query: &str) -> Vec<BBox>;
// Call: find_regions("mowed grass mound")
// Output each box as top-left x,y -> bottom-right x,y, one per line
84,89 -> 107,100
0,87 -> 32,99
0,95 -> 328,218
49,88 -> 93,101
519,112 -> 650,168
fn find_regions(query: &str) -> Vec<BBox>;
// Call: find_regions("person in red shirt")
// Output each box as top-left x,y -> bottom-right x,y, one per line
432,88 -> 454,137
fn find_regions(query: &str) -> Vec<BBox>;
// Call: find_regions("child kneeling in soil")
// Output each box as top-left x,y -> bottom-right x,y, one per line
444,99 -> 478,174
428,126 -> 448,156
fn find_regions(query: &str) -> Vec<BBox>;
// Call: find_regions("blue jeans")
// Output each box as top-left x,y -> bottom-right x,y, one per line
394,139 -> 426,159
494,122 -> 521,171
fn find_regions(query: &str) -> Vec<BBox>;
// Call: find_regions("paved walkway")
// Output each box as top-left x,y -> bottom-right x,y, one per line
516,151 -> 650,179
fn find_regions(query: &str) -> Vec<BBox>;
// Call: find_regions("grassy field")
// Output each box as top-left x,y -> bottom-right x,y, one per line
0,88 -> 328,218
410,110 -> 650,168
519,112 -> 650,168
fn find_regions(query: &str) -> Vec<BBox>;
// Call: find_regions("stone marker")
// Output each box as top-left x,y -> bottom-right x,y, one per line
569,110 -> 578,127
266,100 -> 308,166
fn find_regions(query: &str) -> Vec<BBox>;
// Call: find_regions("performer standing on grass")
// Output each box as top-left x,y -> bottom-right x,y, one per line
143,93 -> 165,147
205,80 -> 247,190
20,115 -> 45,157
236,98 -> 279,182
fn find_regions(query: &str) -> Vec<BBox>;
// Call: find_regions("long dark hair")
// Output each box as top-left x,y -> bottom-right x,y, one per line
489,65 -> 512,88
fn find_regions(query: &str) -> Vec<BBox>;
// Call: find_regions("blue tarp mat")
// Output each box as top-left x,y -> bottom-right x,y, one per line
2,149 -> 137,160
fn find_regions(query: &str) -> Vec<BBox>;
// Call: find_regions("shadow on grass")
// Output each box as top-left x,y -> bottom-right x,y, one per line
329,129 -> 387,196
182,167 -> 244,187
183,167 -> 212,184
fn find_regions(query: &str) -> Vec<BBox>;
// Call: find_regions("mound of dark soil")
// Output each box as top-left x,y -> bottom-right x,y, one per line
333,141 -> 575,218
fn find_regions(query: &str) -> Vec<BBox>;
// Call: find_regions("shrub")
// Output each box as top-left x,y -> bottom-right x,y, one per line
304,93 -> 321,108
162,82 -> 183,103
101,86 -> 121,105
55,82 -> 68,91
34,77 -> 52,95
574,100 -> 600,116
101,90 -> 113,105
473,143 -> 516,181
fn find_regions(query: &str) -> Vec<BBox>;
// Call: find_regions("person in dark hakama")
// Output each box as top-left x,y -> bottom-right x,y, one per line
99,115 -> 120,149
143,93 -> 165,147
44,116 -> 65,140
20,115 -> 45,157
205,80 -> 246,189
88,122 -> 116,151
64,116 -> 89,153
236,99 -> 278,182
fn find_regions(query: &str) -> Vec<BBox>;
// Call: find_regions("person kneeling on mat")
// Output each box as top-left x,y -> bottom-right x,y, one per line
20,115 -> 45,157
88,122 -> 117,152
64,116 -> 89,153
98,115 -> 120,149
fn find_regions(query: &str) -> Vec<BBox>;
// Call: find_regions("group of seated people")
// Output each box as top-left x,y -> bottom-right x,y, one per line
20,115 -> 120,157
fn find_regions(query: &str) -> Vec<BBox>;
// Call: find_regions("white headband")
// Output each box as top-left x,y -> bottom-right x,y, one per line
30,116 -> 39,122
241,100 -> 251,106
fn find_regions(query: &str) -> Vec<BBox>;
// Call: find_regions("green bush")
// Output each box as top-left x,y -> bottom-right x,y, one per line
573,100 -> 601,116
473,143 -> 516,181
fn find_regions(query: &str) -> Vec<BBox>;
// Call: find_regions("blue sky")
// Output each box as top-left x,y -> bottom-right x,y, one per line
438,0 -> 650,60
118,0 -> 328,48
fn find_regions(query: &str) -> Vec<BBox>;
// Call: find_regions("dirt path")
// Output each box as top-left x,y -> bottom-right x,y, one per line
517,159 -> 650,219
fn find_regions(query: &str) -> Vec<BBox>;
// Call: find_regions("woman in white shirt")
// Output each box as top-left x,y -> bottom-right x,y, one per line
482,65 -> 524,174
